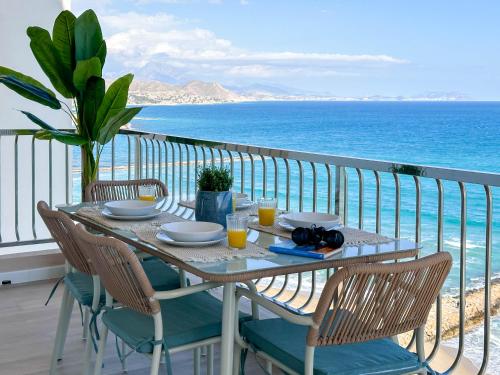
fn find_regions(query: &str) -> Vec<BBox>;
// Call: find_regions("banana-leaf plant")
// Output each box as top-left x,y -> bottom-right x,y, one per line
0,9 -> 142,199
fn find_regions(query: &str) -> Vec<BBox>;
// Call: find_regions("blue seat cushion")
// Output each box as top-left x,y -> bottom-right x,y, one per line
64,272 -> 101,307
142,257 -> 184,291
102,291 -> 250,353
241,318 -> 424,375
64,258 -> 182,306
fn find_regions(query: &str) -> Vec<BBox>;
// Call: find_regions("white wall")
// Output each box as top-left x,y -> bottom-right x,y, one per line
0,0 -> 72,130
0,0 -> 73,253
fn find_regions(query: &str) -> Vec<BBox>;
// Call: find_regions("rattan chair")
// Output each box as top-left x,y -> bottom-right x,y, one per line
84,177 -> 188,273
84,178 -> 174,263
84,178 -> 168,202
73,224 -> 250,375
37,201 -> 183,375
236,252 -> 452,375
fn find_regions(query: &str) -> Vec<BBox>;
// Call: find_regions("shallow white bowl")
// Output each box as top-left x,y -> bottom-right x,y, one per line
236,200 -> 254,209
104,200 -> 157,216
234,193 -> 249,205
282,212 -> 341,229
160,221 -> 224,242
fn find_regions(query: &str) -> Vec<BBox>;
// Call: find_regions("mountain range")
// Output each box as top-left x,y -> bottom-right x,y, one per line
128,80 -> 245,105
127,79 -> 468,105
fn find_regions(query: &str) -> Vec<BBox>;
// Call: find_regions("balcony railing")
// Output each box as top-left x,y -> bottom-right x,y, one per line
1,127 -> 499,373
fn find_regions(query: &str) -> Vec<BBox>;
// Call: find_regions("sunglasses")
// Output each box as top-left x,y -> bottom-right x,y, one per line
291,225 -> 344,249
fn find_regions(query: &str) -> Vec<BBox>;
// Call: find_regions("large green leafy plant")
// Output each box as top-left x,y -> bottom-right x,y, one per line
0,9 -> 141,196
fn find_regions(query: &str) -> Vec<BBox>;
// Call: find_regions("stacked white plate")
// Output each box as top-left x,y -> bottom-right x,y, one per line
279,212 -> 341,231
157,221 -> 225,247
234,193 -> 254,210
103,200 -> 161,220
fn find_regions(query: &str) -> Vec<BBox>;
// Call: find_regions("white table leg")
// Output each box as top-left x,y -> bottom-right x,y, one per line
220,282 -> 236,375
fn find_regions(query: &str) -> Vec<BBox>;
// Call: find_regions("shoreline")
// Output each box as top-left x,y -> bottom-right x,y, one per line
435,279 -> 500,341
128,98 -> 492,107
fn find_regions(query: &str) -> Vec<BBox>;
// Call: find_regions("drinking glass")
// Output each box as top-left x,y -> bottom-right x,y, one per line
258,198 -> 277,226
231,189 -> 237,213
138,185 -> 156,201
226,214 -> 249,250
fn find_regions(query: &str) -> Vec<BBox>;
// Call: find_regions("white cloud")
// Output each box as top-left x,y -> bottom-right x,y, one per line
226,65 -> 360,78
72,0 -> 113,14
101,12 -> 180,32
106,28 -> 235,67
99,10 -> 407,83
195,51 -> 406,64
133,0 -> 223,4
226,65 -> 273,78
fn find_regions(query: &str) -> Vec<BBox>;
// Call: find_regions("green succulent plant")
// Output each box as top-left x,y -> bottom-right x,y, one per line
0,9 -> 142,195
197,166 -> 233,192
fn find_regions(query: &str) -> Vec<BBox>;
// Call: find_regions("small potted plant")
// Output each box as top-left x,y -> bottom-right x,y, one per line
195,166 -> 234,227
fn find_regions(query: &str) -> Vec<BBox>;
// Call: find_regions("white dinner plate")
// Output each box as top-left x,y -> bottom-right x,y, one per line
156,231 -> 225,247
236,200 -> 255,209
234,192 -> 249,205
102,208 -> 162,220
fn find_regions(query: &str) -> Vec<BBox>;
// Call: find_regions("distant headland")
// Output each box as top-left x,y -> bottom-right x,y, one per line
126,79 -> 469,105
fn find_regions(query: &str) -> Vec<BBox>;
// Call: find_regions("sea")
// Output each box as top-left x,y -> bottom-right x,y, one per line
83,101 -> 500,370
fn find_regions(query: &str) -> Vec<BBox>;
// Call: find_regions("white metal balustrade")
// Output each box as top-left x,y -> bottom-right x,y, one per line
0,127 -> 499,374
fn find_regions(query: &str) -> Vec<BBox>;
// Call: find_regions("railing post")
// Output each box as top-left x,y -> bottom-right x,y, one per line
134,136 -> 142,180
335,166 -> 348,224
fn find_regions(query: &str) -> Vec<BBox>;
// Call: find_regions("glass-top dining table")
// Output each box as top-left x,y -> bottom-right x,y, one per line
58,202 -> 420,375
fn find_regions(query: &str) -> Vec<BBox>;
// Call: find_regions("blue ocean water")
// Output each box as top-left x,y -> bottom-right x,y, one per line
83,101 -> 500,370
133,101 -> 499,173
128,102 -> 500,290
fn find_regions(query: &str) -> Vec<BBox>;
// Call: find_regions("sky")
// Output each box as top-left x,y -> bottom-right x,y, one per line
72,0 -> 500,99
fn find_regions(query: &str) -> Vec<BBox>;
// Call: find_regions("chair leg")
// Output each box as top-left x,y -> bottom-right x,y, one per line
82,308 -> 90,340
121,339 -> 128,372
150,343 -> 162,375
93,325 -> 108,375
84,276 -> 102,375
194,347 -> 201,375
179,269 -> 188,288
207,344 -> 214,375
265,360 -> 273,374
81,307 -> 94,375
304,346 -> 315,375
232,344 -> 241,375
151,312 -> 164,375
50,284 -> 74,374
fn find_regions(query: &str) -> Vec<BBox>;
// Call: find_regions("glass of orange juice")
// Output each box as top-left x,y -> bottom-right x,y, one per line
226,214 -> 248,250
258,198 -> 277,226
138,185 -> 156,201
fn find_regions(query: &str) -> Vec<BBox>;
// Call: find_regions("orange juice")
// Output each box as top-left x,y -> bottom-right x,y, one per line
227,229 -> 247,249
258,207 -> 276,226
138,195 -> 156,201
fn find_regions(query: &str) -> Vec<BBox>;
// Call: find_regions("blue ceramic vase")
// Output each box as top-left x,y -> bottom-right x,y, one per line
195,190 -> 233,228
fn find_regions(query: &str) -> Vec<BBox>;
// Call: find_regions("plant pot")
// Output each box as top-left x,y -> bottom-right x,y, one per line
195,190 -> 233,228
